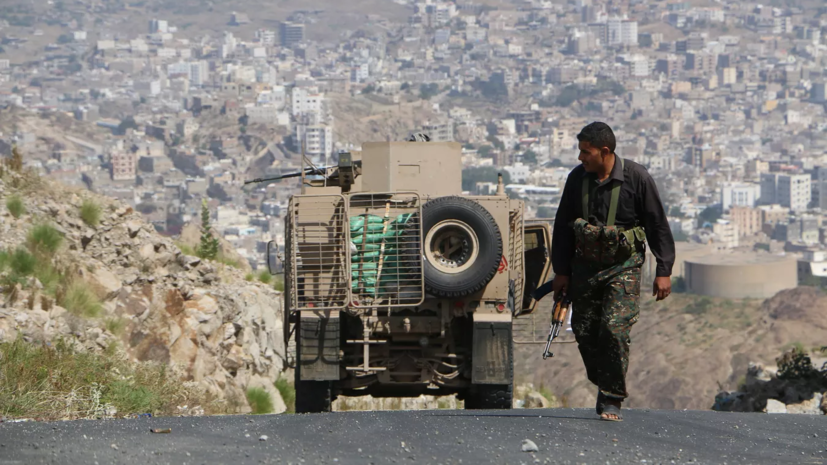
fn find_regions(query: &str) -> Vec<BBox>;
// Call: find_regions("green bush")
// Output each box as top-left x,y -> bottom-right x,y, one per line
275,376 -> 295,413
245,273 -> 254,282
60,281 -> 102,317
26,224 -> 63,257
6,195 -> 24,218
8,248 -> 36,276
80,199 -> 101,227
246,387 -> 274,414
274,275 -> 284,292
34,260 -> 60,296
258,270 -> 272,284
0,338 -> 212,420
0,248 -> 35,290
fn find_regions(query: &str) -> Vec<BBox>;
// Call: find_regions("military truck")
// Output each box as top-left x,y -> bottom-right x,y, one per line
272,139 -> 553,413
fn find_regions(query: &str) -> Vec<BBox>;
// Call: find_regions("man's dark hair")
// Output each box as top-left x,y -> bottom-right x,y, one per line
577,122 -> 616,153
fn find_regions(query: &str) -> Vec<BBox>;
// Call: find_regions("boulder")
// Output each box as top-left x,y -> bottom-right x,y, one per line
139,243 -> 156,261
126,220 -> 143,238
765,399 -> 787,414
178,255 -> 202,269
86,266 -> 122,299
786,393 -> 823,415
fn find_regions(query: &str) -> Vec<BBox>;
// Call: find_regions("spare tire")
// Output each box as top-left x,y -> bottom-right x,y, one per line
421,196 -> 503,298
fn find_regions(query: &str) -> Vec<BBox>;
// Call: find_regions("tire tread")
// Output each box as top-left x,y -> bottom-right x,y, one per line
422,196 -> 503,298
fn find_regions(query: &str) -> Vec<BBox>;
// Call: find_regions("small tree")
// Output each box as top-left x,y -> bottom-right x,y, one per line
5,146 -> 24,172
197,199 -> 220,260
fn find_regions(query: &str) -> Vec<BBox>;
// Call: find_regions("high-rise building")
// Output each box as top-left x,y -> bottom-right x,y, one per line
776,173 -> 812,211
294,125 -> 333,159
607,18 -> 622,46
280,22 -> 305,48
620,20 -> 638,46
189,61 -> 209,87
291,87 -> 325,120
606,18 -> 638,46
760,173 -> 778,205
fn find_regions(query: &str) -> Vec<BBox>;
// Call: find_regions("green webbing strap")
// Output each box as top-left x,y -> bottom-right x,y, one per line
581,157 -> 624,226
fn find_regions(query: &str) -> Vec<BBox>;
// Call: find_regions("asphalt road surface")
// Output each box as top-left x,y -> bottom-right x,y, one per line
1,408 -> 825,465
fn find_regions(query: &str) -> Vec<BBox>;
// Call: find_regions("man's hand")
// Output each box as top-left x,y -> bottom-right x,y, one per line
552,275 -> 570,300
653,276 -> 671,301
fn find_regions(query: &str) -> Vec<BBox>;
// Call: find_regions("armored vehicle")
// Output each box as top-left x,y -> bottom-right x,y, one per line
273,140 -> 552,412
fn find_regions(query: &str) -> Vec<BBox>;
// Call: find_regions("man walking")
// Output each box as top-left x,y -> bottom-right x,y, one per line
544,122 -> 675,421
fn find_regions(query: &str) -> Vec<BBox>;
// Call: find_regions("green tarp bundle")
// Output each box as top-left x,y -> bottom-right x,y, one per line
350,213 -> 417,297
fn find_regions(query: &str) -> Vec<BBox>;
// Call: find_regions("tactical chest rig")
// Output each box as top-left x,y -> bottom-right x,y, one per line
572,157 -> 646,265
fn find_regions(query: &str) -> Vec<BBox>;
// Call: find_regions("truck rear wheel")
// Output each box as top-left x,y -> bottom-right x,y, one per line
294,326 -> 333,414
422,196 -> 503,298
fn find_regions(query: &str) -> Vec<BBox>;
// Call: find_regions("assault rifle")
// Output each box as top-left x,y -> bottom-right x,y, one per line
531,280 -> 571,360
542,293 -> 571,359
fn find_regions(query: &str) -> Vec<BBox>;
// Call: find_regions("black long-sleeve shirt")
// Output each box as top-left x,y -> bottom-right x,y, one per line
551,156 -> 675,277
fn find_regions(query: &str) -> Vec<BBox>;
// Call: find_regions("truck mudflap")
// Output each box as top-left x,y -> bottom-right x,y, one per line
471,313 -> 513,385
298,310 -> 340,381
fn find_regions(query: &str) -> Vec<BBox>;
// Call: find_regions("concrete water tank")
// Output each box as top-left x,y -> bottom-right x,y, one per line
684,253 -> 797,299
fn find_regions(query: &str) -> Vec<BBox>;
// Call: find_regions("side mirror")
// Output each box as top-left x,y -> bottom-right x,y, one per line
266,240 -> 281,275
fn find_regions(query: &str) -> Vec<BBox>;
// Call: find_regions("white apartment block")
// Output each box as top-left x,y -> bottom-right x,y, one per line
291,87 -> 325,119
712,219 -> 739,249
294,125 -> 333,160
776,174 -> 811,212
607,18 -> 638,46
721,182 -> 760,211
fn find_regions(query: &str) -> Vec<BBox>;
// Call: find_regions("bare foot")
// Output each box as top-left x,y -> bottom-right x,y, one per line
600,398 -> 622,421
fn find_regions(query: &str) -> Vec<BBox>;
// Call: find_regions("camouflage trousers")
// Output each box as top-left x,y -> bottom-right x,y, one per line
569,252 -> 644,400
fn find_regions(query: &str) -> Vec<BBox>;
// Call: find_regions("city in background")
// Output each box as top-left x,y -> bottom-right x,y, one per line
1,0 -> 827,300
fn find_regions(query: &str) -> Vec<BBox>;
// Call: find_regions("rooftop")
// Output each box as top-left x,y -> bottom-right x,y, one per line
686,253 -> 794,266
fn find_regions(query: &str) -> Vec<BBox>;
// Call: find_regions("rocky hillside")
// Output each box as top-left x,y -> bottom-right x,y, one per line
714,358 -> 827,415
516,288 -> 827,411
0,169 -> 286,416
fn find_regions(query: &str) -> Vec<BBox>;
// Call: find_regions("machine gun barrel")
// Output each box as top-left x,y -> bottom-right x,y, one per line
244,166 -> 330,185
